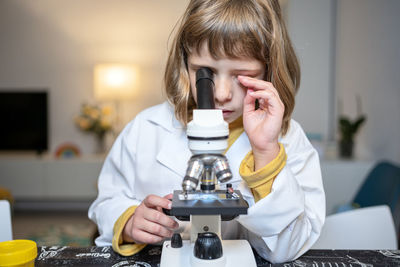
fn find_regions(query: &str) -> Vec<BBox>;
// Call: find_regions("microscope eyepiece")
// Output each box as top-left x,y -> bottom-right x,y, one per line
196,67 -> 215,109
196,67 -> 213,82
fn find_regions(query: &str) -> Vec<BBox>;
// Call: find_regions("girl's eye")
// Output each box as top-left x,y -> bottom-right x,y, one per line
233,76 -> 241,84
239,73 -> 257,78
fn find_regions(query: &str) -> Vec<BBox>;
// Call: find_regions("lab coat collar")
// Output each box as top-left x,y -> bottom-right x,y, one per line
147,102 -> 184,133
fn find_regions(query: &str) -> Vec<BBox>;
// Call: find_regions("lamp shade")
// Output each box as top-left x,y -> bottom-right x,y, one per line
94,64 -> 138,100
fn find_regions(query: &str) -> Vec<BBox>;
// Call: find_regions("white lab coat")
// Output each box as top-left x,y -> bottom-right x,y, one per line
88,101 -> 325,263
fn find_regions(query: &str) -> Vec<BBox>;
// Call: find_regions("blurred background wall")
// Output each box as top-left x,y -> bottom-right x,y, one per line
334,0 -> 400,161
0,0 -> 399,162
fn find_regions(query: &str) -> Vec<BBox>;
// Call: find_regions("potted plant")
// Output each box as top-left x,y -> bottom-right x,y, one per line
338,115 -> 366,158
75,103 -> 114,154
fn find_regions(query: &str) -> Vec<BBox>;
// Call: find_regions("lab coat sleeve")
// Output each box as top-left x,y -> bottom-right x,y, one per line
88,118 -> 142,246
236,120 -> 325,263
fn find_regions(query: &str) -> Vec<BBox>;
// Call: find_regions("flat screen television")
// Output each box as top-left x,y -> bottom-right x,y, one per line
0,91 -> 48,153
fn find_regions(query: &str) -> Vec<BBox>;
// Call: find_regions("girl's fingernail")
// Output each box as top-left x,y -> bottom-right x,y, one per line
168,202 -> 172,209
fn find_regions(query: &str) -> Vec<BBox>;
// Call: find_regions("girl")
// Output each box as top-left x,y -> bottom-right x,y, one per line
88,0 -> 325,263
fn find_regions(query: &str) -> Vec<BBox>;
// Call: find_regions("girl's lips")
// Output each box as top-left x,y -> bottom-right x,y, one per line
222,110 -> 233,118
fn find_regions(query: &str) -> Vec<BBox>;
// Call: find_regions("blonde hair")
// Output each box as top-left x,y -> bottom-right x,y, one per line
164,0 -> 300,135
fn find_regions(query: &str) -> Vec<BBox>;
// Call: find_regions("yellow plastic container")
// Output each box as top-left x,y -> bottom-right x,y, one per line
0,240 -> 37,267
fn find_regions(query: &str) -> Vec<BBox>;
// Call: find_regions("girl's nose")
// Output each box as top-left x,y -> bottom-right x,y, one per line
214,77 -> 232,104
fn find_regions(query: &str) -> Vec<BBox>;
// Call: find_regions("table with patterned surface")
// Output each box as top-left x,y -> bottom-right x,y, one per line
35,245 -> 400,266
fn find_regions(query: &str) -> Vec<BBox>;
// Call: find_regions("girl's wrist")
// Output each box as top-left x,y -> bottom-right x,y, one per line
252,142 -> 280,171
122,216 -> 136,243
122,231 -> 135,243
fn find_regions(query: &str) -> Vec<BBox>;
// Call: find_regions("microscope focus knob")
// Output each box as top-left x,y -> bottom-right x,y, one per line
194,232 -> 223,259
171,233 -> 183,248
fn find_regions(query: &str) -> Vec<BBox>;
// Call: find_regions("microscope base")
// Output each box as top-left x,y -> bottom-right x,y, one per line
160,239 -> 257,267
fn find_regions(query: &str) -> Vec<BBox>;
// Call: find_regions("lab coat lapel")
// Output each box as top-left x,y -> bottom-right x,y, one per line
225,131 -> 253,199
146,102 -> 191,178
225,131 -> 250,179
156,128 -> 192,178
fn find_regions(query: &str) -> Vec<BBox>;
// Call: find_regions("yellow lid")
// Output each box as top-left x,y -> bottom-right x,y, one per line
0,240 -> 37,266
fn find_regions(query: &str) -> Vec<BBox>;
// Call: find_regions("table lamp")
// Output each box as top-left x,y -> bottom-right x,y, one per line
93,63 -> 139,131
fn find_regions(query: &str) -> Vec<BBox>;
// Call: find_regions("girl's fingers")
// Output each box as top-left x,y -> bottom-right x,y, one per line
243,89 -> 257,114
238,75 -> 280,97
239,75 -> 282,108
144,194 -> 172,210
143,208 -> 179,229
132,229 -> 165,244
248,90 -> 283,109
163,193 -> 173,200
138,219 -> 174,239
238,75 -> 275,90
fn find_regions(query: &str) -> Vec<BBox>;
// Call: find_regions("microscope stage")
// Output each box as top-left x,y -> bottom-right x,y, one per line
170,190 -> 248,217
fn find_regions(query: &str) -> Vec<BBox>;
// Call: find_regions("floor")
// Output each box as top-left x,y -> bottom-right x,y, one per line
12,211 -> 98,247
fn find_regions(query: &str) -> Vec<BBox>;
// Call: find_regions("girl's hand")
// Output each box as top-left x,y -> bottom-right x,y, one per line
238,75 -> 284,171
123,194 -> 179,244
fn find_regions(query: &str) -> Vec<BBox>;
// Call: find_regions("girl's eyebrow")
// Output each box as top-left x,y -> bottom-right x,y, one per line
188,63 -> 261,73
232,69 -> 262,74
188,63 -> 211,69
188,63 -> 217,73
188,63 -> 202,68
232,68 -> 264,77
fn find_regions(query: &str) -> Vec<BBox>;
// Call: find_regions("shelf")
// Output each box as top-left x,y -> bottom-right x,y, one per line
0,157 -> 104,200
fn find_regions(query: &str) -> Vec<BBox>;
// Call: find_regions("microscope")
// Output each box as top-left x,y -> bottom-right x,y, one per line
160,68 -> 257,267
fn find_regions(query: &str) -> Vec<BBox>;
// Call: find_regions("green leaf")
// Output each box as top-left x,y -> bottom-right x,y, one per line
338,115 -> 366,142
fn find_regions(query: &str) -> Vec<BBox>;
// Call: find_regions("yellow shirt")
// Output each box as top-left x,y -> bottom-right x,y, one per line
112,117 -> 287,256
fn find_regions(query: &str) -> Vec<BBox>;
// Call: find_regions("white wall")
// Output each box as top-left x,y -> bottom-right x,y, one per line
287,0 -> 400,162
0,0 -> 335,155
0,0 -> 187,154
0,0 -> 399,162
287,0 -> 336,141
335,0 -> 400,161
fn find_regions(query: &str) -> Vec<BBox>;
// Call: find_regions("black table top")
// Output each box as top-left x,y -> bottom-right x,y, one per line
35,246 -> 400,266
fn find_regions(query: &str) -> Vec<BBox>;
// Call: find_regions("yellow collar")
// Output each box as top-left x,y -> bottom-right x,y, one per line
226,116 -> 244,152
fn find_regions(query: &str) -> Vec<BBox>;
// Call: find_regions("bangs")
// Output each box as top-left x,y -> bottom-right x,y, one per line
181,0 -> 271,62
